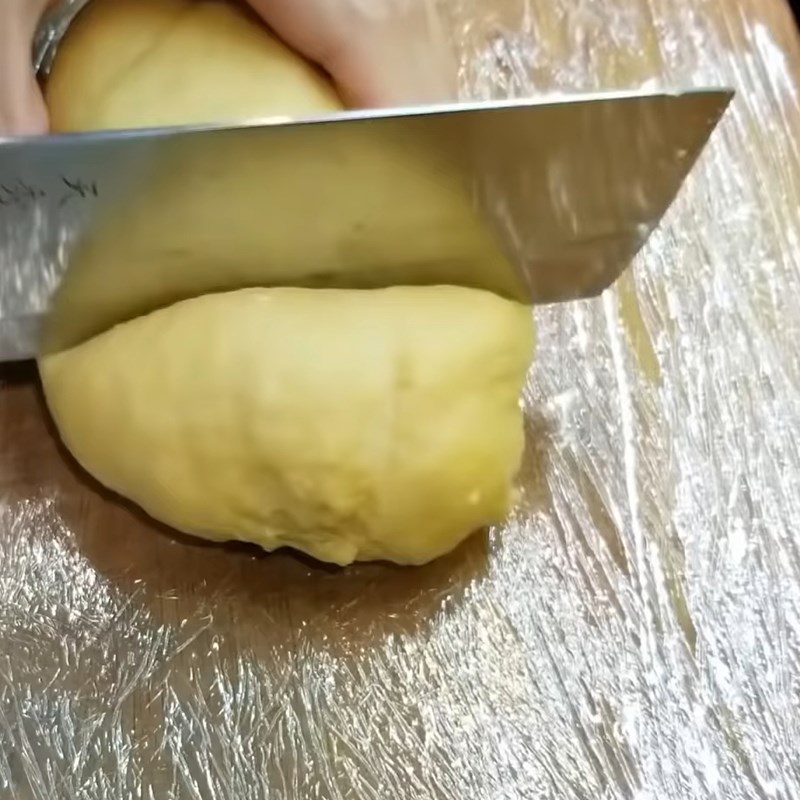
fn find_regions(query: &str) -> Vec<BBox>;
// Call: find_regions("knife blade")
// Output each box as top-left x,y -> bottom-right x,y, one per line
0,89 -> 732,362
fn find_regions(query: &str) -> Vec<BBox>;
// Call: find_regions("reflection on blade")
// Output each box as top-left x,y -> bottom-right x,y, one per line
0,90 -> 732,360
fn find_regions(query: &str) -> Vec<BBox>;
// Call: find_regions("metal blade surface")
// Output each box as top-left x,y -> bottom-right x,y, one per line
0,89 -> 732,361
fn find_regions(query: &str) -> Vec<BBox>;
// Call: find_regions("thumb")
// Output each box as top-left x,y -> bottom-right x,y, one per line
0,2 -> 50,135
0,64 -> 49,137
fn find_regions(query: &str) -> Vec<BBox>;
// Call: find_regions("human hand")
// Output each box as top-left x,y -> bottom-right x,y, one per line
245,0 -> 457,107
0,0 -> 51,135
0,0 -> 456,136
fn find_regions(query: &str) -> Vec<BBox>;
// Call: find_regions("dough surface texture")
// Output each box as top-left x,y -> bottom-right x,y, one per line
40,287 -> 534,566
46,0 -> 342,131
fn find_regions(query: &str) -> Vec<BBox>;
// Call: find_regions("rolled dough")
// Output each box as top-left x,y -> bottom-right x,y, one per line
40,0 -> 535,565
40,287 -> 534,566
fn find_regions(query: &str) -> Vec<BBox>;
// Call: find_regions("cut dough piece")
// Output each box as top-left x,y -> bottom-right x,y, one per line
40,286 -> 534,566
46,0 -> 342,131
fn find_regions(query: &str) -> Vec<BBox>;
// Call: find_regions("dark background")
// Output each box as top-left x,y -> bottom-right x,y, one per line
792,0 -> 800,26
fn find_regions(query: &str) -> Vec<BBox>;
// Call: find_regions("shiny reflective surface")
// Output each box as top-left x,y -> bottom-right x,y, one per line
0,89 -> 729,360
2,0 -> 800,798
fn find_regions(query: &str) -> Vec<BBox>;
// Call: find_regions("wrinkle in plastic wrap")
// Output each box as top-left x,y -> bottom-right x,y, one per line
2,0 -> 800,797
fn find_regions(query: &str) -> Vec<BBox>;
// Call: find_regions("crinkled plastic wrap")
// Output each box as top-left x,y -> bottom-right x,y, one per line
2,0 -> 800,797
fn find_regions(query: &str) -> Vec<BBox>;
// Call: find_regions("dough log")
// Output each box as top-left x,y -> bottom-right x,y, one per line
40,0 -> 535,565
40,287 -> 534,566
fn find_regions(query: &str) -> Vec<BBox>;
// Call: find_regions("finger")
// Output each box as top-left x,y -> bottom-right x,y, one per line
328,21 -> 457,108
0,0 -> 51,134
244,0 -> 342,69
0,39 -> 49,136
245,0 -> 457,107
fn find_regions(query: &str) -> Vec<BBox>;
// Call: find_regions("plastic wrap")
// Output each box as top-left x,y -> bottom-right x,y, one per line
2,0 -> 800,797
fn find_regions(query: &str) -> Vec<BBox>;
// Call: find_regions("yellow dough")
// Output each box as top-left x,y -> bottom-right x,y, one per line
46,0 -> 342,131
40,0 -> 535,565
40,287 -> 534,566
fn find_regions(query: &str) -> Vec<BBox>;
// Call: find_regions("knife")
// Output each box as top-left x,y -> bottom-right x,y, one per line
0,89 -> 732,362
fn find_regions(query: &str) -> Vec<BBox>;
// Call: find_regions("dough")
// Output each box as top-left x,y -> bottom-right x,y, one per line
40,0 -> 535,565
46,0 -> 342,131
40,287 -> 534,566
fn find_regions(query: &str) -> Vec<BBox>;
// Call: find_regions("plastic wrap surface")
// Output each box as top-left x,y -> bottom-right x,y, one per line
2,0 -> 800,797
